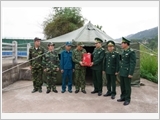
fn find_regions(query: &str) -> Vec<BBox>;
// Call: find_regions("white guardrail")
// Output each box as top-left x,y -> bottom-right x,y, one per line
2,41 -> 31,65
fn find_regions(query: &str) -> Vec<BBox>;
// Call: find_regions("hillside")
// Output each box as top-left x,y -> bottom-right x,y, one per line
115,26 -> 158,41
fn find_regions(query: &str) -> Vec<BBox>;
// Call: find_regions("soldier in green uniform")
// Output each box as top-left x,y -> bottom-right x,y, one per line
90,38 -> 105,96
117,37 -> 136,106
29,37 -> 45,93
103,40 -> 120,99
72,42 -> 87,94
42,42 -> 60,94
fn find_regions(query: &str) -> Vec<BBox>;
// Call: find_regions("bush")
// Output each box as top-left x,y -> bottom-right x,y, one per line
140,69 -> 158,83
140,45 -> 158,83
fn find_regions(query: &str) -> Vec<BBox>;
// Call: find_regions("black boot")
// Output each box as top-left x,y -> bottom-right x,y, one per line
82,90 -> 86,94
75,90 -> 79,93
46,89 -> 51,94
117,98 -> 125,102
111,95 -> 115,99
53,89 -> 58,93
103,92 -> 111,97
91,90 -> 98,94
32,88 -> 38,93
98,92 -> 102,96
38,88 -> 42,93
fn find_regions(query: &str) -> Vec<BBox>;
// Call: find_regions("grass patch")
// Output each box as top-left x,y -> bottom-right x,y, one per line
140,45 -> 158,83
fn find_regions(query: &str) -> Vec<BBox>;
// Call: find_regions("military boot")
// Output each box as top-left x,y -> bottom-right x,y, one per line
75,90 -> 79,93
38,88 -> 42,93
82,90 -> 86,94
53,89 -> 58,93
46,89 -> 51,94
91,90 -> 98,94
32,88 -> 38,93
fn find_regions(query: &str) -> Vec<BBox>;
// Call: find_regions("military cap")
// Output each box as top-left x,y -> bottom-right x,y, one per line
107,40 -> 115,46
48,42 -> 55,46
122,37 -> 130,44
77,42 -> 84,47
34,37 -> 41,41
95,37 -> 103,43
66,41 -> 72,46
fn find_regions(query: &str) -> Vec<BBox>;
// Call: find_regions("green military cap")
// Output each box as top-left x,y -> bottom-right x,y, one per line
122,37 -> 130,44
48,42 -> 55,46
95,37 -> 103,43
77,42 -> 84,47
107,40 -> 115,46
34,37 -> 41,41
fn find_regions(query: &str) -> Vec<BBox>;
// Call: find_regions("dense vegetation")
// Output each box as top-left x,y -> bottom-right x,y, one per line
140,45 -> 158,83
127,27 -> 158,83
43,7 -> 86,39
134,36 -> 158,83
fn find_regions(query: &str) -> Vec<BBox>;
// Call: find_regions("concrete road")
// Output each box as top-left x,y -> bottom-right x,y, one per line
2,58 -> 27,65
2,78 -> 158,113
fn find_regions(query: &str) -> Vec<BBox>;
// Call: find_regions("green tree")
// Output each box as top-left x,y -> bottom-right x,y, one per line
43,7 -> 86,39
95,25 -> 102,30
94,24 -> 106,33
146,36 -> 158,50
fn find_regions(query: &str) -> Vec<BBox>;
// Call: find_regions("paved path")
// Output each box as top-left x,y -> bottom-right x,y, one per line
2,58 -> 27,66
2,78 -> 158,113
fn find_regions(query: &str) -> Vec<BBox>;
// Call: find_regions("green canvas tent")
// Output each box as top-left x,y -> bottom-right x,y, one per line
41,22 -> 140,86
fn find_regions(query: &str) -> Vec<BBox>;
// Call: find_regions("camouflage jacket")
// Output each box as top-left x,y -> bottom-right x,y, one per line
29,46 -> 45,69
42,50 -> 59,72
72,48 -> 86,69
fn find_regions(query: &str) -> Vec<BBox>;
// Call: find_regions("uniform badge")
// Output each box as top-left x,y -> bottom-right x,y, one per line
112,55 -> 115,58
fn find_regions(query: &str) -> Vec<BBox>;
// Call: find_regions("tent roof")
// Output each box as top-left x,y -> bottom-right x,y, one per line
42,21 -> 119,43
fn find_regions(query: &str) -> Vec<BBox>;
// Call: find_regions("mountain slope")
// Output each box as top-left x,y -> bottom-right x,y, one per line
115,26 -> 158,41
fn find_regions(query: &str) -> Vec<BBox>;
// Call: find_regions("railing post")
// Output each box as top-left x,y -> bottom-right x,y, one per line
27,43 -> 31,60
12,41 -> 17,65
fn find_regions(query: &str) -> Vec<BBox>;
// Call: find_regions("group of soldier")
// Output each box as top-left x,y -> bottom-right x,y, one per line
29,36 -> 136,106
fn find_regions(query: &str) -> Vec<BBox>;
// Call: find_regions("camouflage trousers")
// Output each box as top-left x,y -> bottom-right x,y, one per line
74,69 -> 86,91
45,70 -> 57,91
31,68 -> 43,90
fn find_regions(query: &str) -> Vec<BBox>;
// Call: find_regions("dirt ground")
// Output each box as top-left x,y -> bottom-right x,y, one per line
2,78 -> 158,113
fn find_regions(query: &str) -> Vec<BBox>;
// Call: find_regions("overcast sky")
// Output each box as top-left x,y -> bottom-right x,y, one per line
1,1 -> 159,39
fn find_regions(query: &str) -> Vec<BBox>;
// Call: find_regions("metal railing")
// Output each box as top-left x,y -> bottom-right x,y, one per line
2,41 -> 31,65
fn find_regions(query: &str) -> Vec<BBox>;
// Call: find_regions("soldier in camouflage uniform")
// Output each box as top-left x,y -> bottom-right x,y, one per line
29,37 -> 45,93
72,42 -> 87,94
42,42 -> 60,94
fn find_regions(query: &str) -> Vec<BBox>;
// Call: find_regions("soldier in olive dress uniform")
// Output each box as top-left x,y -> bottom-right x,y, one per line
117,37 -> 136,106
103,40 -> 120,99
90,38 -> 105,96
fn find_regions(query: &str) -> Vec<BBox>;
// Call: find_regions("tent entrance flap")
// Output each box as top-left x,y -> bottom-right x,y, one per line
83,46 -> 95,84
83,46 -> 95,53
